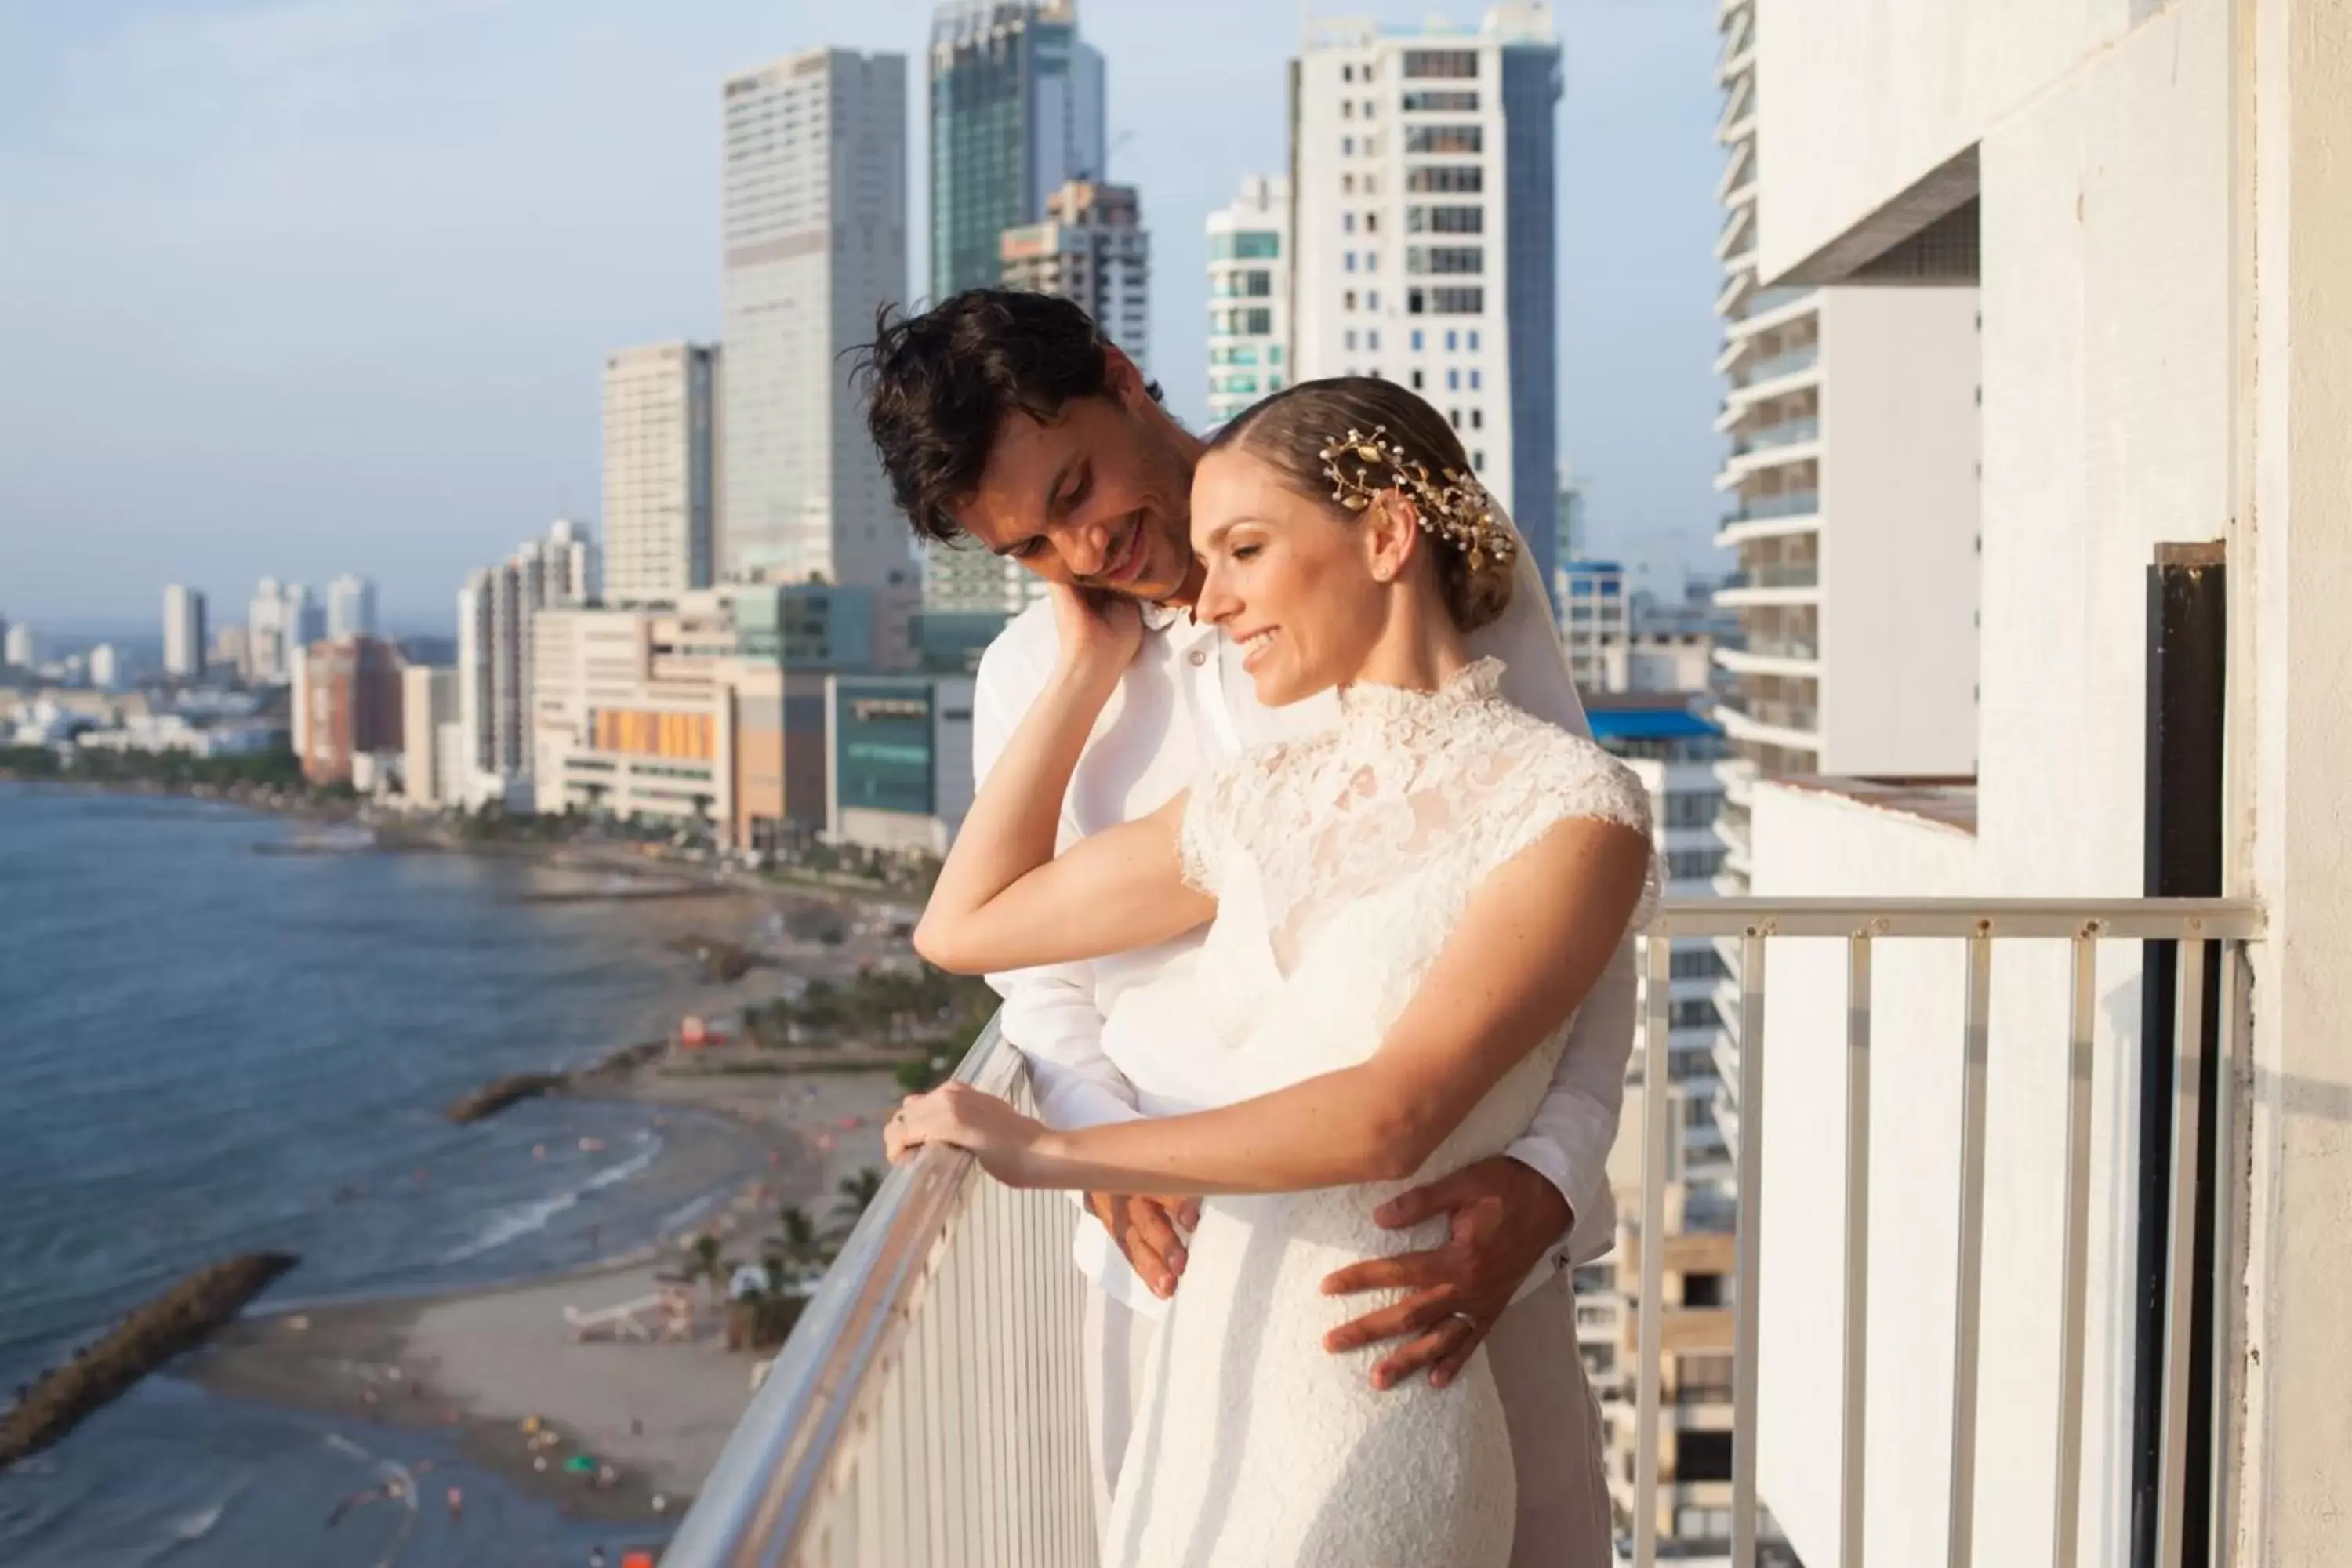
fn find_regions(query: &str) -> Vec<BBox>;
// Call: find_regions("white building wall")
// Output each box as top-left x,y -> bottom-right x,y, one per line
1746,783 -> 1988,1568
1755,0 -> 2138,282
1814,285 -> 1980,777
1740,5 -> 2307,1568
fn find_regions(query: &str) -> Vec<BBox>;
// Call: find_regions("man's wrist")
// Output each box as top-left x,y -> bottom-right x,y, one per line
1495,1154 -> 1574,1250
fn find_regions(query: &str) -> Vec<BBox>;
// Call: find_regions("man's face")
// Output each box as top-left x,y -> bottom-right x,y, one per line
949,362 -> 1203,605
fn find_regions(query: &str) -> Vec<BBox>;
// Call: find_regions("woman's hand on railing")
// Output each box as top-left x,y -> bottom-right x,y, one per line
887,1083 -> 1052,1186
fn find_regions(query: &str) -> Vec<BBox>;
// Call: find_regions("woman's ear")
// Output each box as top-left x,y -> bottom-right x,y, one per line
1363,490 -> 1422,584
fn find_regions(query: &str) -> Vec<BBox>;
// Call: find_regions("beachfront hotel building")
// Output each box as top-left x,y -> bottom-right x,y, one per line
455,519 -> 596,808
1204,173 -> 1291,428
532,597 -> 733,829
162,586 -> 205,681
295,634 -> 405,787
1288,3 -> 1563,600
719,48 -> 912,591
927,0 -> 1108,299
400,665 -> 458,808
604,342 -> 721,607
528,581 -> 970,854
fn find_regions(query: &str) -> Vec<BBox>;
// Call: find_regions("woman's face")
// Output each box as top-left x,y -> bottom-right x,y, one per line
1188,447 -> 1393,707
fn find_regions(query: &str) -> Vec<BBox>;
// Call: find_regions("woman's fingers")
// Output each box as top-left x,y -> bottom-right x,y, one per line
886,1091 -> 943,1163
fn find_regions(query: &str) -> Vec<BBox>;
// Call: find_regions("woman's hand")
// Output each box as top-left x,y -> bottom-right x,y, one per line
884,1083 -> 1053,1187
1049,583 -> 1143,691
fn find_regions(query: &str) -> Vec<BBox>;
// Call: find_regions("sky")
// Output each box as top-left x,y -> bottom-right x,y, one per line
0,0 -> 1726,633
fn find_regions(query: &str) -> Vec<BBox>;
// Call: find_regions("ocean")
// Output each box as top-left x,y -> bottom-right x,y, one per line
0,784 -> 746,1564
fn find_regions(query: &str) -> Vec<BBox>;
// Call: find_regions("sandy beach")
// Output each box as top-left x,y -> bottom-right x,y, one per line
190,1065 -> 907,1524
161,835 -> 947,1528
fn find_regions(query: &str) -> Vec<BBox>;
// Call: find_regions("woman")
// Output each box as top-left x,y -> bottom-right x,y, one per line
887,378 -> 1655,1568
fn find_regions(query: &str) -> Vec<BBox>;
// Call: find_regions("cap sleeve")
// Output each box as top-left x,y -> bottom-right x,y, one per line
1488,732 -> 1662,928
1178,757 -> 1246,898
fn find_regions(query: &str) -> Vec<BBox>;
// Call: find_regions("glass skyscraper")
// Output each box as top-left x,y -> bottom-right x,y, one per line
928,2 -> 1107,299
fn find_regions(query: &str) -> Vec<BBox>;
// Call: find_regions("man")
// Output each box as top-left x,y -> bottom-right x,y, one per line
863,290 -> 1632,1564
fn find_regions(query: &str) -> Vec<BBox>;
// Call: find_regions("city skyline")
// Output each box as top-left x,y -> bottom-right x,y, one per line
0,0 -> 1723,628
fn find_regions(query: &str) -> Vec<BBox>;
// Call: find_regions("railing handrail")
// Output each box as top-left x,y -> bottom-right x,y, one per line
1653,895 -> 2263,940
663,1018 -> 1019,1567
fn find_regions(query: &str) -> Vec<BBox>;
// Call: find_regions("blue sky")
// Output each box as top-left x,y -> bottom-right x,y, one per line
0,0 -> 1725,631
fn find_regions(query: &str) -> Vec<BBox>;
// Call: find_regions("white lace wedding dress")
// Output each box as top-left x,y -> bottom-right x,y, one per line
1098,657 -> 1656,1568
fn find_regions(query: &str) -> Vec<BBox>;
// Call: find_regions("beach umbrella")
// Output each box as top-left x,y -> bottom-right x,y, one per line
564,1454 -> 597,1473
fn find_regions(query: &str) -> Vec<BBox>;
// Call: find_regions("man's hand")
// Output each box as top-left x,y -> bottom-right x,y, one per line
1084,1192 -> 1200,1301
1319,1156 -> 1570,1391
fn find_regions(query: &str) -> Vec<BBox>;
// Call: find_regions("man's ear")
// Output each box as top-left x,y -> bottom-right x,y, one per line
1104,345 -> 1147,407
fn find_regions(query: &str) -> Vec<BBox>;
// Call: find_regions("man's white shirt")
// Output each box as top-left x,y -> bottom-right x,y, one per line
970,575 -> 1637,1319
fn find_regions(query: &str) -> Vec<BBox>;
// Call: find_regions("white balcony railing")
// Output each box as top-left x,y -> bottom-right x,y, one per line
665,898 -> 2261,1568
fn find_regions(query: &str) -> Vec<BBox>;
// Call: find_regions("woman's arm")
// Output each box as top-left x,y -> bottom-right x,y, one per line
913,590 -> 1214,976
893,815 -> 1652,1192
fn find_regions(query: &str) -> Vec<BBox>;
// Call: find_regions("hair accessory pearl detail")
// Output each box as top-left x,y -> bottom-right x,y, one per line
1315,424 -> 1518,574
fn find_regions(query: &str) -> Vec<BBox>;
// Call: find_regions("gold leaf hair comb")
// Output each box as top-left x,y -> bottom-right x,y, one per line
1314,425 -> 1518,573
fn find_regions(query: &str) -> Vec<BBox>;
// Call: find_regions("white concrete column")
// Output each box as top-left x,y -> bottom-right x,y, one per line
2235,0 -> 2352,1561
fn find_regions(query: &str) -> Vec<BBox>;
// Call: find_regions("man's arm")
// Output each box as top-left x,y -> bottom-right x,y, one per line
969,622 -> 1194,1298
1503,937 -> 1635,1252
969,626 -> 1142,1134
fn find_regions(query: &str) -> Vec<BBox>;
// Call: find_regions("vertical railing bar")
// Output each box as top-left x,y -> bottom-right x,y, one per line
1840,932 -> 1873,1568
885,1335 -> 912,1568
855,1376 -> 883,1568
989,1187 -> 1010,1568
957,1186 -> 982,1568
2155,933 -> 2208,1568
1011,1187 -> 1033,1564
1634,932 -> 1674,1568
2051,932 -> 2100,1568
1733,931 -> 1767,1568
1063,1213 -> 1077,1568
923,1232 -> 948,1568
1947,931 -> 1992,1568
972,1186 -> 996,1568
2209,939 -> 2243,1568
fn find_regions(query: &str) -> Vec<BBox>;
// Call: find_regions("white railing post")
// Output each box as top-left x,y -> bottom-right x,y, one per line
2155,930 -> 2209,1568
1839,932 -> 1873,1568
1733,931 -> 1767,1568
2050,929 -> 2101,1568
1635,931 -> 1674,1568
1947,931 -> 1993,1568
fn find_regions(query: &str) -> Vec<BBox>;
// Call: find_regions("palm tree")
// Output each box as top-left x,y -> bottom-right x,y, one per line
779,1203 -> 824,1269
827,1168 -> 884,1241
687,1232 -> 727,1305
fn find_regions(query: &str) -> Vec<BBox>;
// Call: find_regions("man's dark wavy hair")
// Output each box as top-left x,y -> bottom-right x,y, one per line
857,289 -> 1163,545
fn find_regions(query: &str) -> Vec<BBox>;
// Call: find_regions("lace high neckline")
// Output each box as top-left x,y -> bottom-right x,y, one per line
1335,655 -> 1505,724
